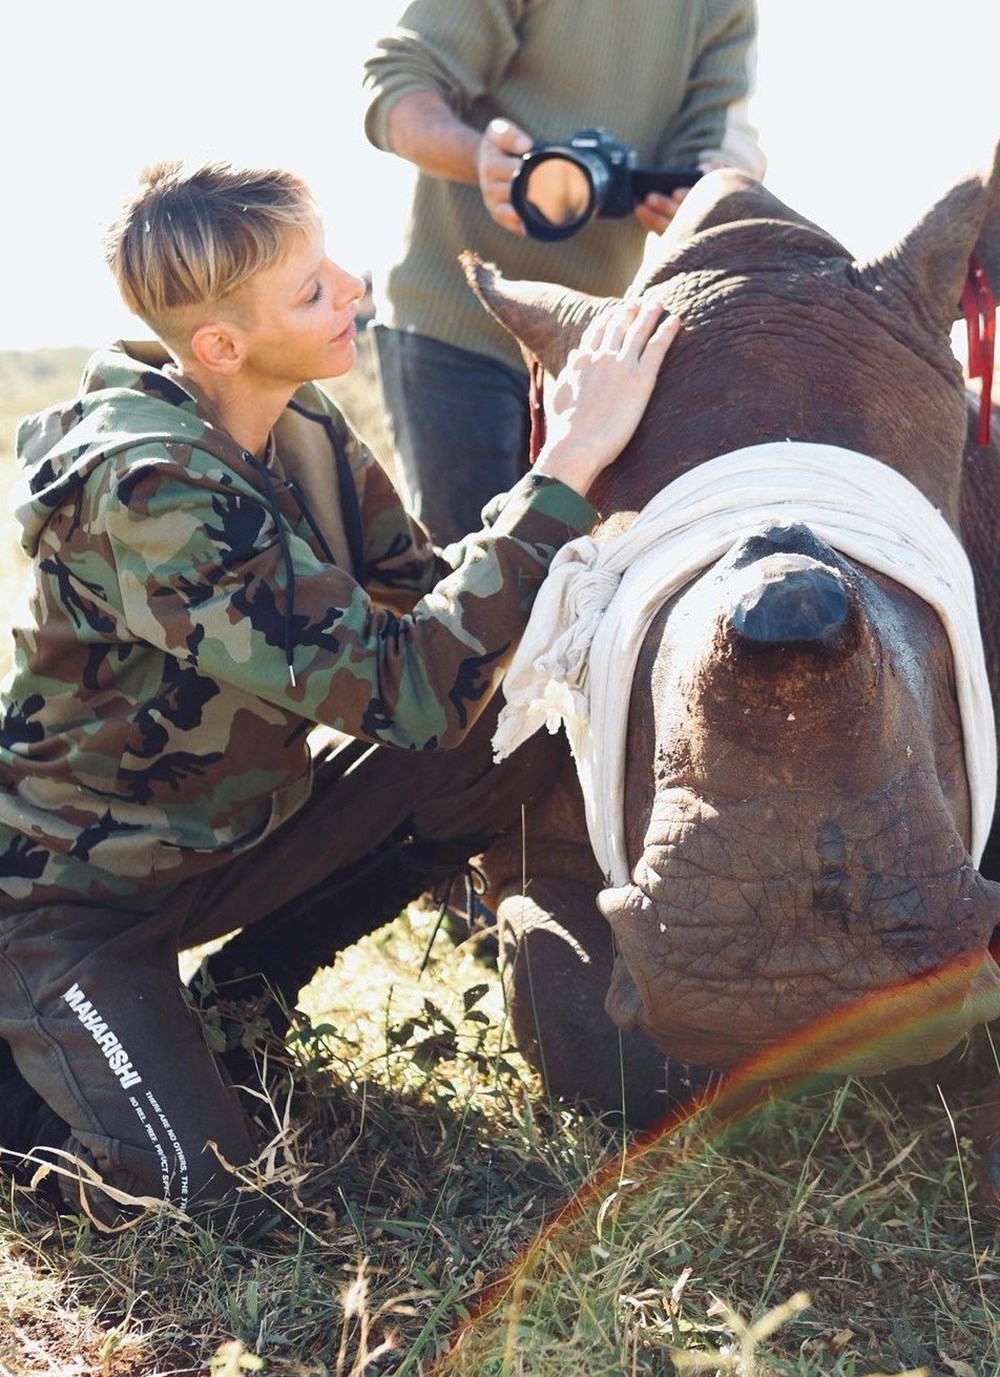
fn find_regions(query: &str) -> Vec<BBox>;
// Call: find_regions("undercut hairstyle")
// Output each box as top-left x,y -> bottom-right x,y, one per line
104,160 -> 318,342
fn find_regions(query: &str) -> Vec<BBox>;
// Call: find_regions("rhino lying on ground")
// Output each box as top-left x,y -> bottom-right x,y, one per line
464,142 -> 1000,1202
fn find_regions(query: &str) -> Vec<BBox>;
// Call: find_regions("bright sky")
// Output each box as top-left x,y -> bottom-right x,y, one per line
2,0 -> 997,351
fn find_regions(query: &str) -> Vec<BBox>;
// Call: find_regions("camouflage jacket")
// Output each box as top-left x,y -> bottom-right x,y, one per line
0,343 -> 595,904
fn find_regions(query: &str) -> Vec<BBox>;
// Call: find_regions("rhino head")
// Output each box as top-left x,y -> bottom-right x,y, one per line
466,142 -> 1000,1079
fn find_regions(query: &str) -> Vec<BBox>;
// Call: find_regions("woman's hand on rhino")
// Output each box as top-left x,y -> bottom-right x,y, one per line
533,300 -> 682,495
477,118 -> 533,236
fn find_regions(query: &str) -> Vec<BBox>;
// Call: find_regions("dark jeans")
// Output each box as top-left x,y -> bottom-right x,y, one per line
0,713 -> 561,1233
372,325 -> 531,547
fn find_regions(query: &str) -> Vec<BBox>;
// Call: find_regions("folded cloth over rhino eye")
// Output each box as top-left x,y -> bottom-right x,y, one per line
492,441 -> 997,886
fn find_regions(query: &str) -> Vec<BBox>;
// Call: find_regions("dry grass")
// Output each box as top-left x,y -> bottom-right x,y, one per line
3,907 -> 997,1376
0,347 -> 998,1376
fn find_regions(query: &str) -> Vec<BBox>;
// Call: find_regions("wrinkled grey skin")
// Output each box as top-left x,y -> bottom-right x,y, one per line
465,145 -> 1000,1171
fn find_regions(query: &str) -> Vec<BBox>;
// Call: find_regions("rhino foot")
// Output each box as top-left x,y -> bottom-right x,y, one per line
497,878 -> 712,1128
970,1101 -> 1000,1220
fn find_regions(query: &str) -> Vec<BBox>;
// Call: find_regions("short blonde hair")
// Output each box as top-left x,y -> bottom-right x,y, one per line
104,160 -> 318,343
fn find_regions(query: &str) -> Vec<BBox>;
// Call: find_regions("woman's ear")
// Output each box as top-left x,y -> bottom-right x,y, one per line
189,318 -> 245,375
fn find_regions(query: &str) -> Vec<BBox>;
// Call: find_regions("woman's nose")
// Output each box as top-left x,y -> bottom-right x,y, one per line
329,262 -> 366,307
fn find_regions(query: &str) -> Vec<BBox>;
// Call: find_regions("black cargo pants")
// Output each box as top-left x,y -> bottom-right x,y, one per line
0,713 -> 558,1233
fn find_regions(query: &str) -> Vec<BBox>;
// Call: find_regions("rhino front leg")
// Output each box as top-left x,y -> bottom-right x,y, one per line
970,1098 -> 1000,1218
497,874 -> 710,1127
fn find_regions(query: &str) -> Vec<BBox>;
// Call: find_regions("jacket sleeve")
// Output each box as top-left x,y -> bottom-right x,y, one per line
362,0 -> 527,149
353,449 -> 449,608
103,461 -> 596,751
658,0 -> 766,179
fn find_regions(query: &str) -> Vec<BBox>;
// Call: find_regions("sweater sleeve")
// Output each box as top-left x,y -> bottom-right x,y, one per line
658,0 -> 766,180
362,0 -> 527,149
103,461 -> 595,752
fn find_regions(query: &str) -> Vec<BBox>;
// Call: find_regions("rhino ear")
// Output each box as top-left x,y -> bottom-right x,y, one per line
856,140 -> 1000,330
461,251 -> 616,375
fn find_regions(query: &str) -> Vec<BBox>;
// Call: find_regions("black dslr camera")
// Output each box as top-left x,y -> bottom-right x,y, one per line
509,127 -> 701,242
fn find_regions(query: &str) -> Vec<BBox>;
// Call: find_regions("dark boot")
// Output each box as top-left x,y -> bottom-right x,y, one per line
0,1038 -> 70,1190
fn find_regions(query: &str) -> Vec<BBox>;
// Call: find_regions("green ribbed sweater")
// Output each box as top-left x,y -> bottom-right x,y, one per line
364,0 -> 764,371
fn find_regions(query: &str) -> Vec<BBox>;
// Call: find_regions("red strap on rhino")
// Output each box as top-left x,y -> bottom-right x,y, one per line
528,356 -> 547,461
962,255 -> 995,447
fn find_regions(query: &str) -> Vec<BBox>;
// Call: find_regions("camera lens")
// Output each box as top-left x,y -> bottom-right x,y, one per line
511,147 -> 607,241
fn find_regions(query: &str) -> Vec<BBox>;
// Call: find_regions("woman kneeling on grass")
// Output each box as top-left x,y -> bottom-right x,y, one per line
0,159 -> 680,1234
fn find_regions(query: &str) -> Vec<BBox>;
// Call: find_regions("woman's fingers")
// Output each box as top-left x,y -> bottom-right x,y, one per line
629,306 -> 683,367
598,299 -> 641,352
578,297 -> 680,360
620,298 -> 681,359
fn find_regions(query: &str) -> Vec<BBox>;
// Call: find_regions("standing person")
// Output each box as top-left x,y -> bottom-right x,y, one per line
0,160 -> 679,1234
363,0 -> 765,546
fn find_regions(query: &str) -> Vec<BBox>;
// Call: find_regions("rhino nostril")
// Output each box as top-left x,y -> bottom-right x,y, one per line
731,560 -> 848,648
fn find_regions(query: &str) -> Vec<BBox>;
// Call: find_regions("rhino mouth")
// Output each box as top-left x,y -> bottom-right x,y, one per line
603,936 -> 1000,1078
598,787 -> 1000,1076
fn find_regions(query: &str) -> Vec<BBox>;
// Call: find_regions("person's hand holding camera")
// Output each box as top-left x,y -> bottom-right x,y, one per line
634,189 -> 690,234
476,118 -> 533,236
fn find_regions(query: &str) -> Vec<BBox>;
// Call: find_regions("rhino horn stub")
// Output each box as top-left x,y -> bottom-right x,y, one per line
730,555 -> 849,649
855,138 -> 1000,332
460,251 -> 617,375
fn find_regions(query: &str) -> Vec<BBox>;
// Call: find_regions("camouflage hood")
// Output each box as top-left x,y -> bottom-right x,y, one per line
12,342 -> 244,558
